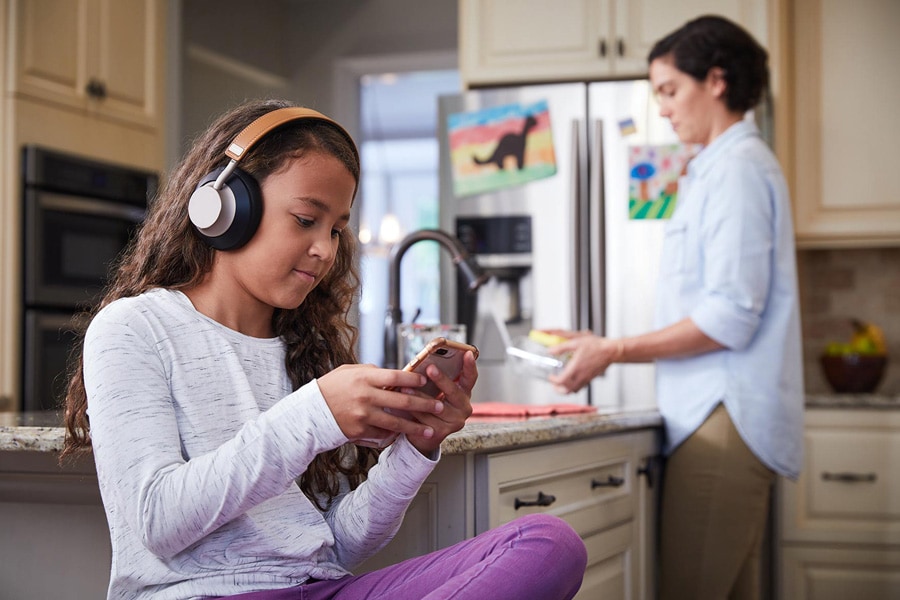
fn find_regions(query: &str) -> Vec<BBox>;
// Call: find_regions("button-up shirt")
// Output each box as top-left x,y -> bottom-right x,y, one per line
654,119 -> 804,479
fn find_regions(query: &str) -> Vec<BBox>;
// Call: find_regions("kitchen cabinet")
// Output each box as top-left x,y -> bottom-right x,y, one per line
776,408 -> 900,599
459,0 -> 768,87
788,0 -> 900,247
9,0 -> 165,134
1,0 -> 166,410
1,412 -> 662,598
360,428 -> 661,600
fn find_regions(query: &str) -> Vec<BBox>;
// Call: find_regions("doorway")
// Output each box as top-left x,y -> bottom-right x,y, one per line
336,54 -> 460,366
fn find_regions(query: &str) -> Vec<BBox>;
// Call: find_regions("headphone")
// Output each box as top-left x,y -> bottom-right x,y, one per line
188,106 -> 357,250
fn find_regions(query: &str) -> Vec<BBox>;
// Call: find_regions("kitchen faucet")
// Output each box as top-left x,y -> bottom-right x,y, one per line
383,229 -> 488,369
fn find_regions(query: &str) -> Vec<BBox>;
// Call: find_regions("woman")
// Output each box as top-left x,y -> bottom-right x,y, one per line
63,99 -> 586,600
547,16 -> 803,599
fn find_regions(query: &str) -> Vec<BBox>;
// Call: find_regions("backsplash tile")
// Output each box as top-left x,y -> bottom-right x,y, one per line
798,248 -> 900,395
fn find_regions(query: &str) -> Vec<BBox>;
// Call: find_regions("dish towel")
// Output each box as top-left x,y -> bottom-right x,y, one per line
471,402 -> 597,417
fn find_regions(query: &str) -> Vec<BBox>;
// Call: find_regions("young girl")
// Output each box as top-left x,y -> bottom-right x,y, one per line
63,99 -> 586,600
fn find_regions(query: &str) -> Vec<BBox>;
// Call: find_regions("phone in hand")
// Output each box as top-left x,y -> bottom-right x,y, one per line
355,338 -> 479,449
402,337 -> 479,398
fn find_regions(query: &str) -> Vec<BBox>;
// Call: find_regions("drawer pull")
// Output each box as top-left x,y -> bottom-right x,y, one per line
821,471 -> 877,483
514,491 -> 556,510
591,475 -> 625,489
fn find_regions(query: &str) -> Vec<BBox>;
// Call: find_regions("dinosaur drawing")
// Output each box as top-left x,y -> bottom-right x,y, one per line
473,115 -> 538,171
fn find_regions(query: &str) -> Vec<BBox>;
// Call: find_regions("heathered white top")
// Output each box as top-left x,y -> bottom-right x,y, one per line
83,288 -> 438,600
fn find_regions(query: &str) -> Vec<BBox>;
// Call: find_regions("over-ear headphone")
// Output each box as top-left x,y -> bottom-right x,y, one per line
188,106 -> 357,250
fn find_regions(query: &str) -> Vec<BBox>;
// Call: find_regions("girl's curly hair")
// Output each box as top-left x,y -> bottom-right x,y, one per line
62,98 -> 377,508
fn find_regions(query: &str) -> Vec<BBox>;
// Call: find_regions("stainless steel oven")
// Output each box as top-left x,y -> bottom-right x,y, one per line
21,146 -> 157,411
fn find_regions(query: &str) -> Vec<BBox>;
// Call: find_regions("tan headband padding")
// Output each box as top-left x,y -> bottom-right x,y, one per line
224,106 -> 357,162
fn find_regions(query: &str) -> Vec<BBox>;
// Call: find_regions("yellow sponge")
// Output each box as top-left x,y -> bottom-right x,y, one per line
528,330 -> 567,347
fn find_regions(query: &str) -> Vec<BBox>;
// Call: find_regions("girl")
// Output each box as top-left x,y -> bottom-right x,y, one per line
63,99 -> 586,600
547,16 -> 803,600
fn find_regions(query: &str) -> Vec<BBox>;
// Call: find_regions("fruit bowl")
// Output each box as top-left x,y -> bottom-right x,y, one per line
820,354 -> 888,394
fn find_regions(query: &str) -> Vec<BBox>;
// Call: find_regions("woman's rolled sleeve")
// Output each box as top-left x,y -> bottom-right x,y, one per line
691,292 -> 761,349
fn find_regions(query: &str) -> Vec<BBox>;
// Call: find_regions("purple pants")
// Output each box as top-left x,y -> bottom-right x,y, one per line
218,513 -> 587,600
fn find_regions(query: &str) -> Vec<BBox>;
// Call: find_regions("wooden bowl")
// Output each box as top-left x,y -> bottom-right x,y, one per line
820,354 -> 888,394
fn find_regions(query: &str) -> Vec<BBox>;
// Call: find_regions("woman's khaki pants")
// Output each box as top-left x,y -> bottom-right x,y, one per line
659,404 -> 776,600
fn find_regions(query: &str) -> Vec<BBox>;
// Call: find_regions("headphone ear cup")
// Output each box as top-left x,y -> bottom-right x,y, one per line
188,166 -> 262,250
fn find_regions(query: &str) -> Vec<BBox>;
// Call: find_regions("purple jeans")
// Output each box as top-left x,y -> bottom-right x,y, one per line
218,513 -> 587,600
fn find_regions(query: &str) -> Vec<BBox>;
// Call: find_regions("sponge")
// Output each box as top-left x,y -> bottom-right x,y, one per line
528,330 -> 567,347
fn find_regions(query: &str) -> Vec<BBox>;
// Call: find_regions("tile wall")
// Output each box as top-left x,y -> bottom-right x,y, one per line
797,248 -> 900,395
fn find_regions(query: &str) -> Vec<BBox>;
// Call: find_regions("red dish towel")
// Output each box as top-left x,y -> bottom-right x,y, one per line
471,402 -> 597,417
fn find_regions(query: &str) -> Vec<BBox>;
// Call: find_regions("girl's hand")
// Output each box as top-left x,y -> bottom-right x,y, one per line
404,350 -> 477,455
547,334 -> 621,394
317,364 -> 447,447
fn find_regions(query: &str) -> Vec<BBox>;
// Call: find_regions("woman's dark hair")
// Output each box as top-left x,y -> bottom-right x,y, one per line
648,15 -> 768,112
62,98 -> 374,509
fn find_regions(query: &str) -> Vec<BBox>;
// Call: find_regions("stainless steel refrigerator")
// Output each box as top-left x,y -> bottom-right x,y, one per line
438,80 -> 684,409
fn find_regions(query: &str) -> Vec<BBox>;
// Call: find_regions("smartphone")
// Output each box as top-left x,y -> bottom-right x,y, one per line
355,338 -> 478,449
402,337 -> 479,398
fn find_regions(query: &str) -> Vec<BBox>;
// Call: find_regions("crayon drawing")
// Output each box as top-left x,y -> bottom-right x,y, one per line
627,144 -> 693,220
447,100 -> 557,197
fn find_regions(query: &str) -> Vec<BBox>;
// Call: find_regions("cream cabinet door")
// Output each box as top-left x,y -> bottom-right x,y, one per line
614,0 -> 768,74
460,0 -> 614,86
780,409 -> 900,546
778,409 -> 900,600
11,0 -> 164,130
781,545 -> 900,600
791,0 -> 900,246
475,430 -> 660,600
460,0 -> 769,87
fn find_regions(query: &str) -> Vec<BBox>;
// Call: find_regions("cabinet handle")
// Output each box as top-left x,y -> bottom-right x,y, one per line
637,462 -> 655,489
591,475 -> 625,489
821,471 -> 877,483
514,491 -> 556,510
86,78 -> 107,99
617,38 -> 625,57
598,38 -> 607,57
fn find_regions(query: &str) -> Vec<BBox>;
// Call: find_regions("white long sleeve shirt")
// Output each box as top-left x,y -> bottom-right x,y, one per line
84,288 -> 438,600
654,120 -> 804,479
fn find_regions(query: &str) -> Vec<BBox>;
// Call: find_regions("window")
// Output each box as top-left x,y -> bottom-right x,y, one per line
355,69 -> 460,366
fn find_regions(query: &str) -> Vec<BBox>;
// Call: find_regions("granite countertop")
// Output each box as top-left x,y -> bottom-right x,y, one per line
0,408 -> 663,455
3,392 -> 898,455
805,393 -> 900,409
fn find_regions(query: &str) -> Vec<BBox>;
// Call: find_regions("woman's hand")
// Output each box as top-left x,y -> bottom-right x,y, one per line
545,331 -> 622,394
404,350 -> 477,455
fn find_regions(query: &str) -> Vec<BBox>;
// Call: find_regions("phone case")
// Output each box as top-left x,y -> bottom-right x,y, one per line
403,337 -> 479,397
356,338 -> 479,449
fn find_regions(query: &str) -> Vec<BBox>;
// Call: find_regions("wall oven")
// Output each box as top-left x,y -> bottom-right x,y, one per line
21,146 -> 158,411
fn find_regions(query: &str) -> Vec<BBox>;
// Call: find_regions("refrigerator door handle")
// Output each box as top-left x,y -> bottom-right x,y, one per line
589,119 -> 606,337
569,119 -> 591,330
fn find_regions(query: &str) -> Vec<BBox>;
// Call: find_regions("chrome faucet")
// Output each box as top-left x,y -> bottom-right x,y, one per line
383,229 -> 488,369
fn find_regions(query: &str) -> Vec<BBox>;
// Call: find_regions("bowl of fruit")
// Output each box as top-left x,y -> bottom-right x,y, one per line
820,319 -> 888,394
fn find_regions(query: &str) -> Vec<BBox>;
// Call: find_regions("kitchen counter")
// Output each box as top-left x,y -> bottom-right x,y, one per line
0,408 -> 663,455
805,392 -> 900,409
3,392 -> 898,454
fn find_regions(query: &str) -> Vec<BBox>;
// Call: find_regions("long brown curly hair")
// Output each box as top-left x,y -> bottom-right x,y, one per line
62,98 -> 378,507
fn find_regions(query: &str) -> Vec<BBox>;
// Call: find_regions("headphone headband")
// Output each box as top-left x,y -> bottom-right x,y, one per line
224,106 -> 358,163
190,105 -> 357,251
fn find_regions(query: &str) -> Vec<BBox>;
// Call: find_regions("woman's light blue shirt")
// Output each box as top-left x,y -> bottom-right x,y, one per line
654,119 -> 804,479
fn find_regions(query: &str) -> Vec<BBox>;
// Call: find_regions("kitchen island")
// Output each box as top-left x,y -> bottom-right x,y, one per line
0,407 -> 662,600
